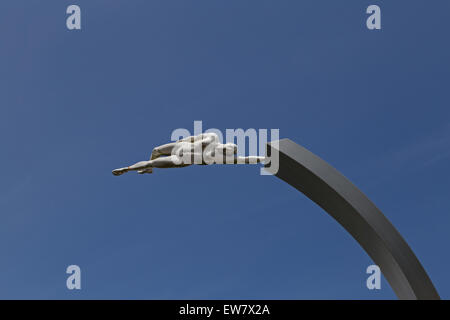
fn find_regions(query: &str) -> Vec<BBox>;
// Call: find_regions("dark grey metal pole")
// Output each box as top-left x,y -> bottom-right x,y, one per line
265,139 -> 440,300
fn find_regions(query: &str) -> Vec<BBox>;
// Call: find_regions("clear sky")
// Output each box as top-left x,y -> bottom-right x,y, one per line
1,1 -> 449,299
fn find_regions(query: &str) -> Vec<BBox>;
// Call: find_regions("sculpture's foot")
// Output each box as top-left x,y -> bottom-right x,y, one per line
112,167 -> 128,176
138,168 -> 153,174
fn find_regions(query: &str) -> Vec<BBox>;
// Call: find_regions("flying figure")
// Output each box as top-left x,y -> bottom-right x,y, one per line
112,132 -> 265,176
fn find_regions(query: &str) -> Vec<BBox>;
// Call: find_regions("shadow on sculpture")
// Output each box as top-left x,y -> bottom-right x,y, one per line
266,139 -> 440,300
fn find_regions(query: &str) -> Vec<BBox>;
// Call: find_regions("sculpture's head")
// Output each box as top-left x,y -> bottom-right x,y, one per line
215,143 -> 237,155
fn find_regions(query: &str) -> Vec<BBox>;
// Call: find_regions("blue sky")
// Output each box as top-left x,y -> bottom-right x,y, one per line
0,1 -> 449,299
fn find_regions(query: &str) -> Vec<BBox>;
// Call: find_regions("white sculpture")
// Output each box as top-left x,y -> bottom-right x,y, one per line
112,133 -> 265,176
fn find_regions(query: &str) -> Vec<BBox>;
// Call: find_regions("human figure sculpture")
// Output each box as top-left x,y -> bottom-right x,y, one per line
112,133 -> 265,176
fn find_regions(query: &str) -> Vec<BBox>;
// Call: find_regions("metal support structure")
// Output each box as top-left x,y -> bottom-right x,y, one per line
265,139 -> 440,300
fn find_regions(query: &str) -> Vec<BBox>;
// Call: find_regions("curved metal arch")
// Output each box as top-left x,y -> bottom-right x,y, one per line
265,139 -> 439,300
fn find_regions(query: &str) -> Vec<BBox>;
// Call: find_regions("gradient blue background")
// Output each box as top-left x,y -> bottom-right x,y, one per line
1,1 -> 449,299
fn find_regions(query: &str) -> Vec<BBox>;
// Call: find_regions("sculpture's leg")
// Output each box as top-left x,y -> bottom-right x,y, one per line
112,160 -> 152,176
112,155 -> 189,176
151,142 -> 177,160
138,168 -> 153,174
149,155 -> 190,168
